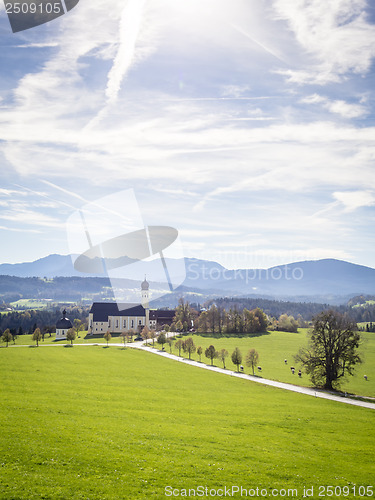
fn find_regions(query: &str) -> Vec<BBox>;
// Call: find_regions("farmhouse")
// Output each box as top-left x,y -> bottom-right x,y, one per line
88,279 -> 176,334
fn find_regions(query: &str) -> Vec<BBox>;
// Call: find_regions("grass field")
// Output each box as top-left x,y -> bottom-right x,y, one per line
0,346 -> 374,499
6,328 -> 375,397
160,330 -> 375,398
9,299 -> 52,310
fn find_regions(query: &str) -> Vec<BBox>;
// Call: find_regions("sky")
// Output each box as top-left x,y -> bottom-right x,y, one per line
0,0 -> 374,271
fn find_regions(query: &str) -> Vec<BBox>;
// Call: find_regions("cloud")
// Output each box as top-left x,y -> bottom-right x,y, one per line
272,0 -> 375,84
333,190 -> 375,211
0,0 -> 374,269
0,225 -> 41,234
301,94 -> 368,118
0,209 -> 60,228
105,0 -> 148,104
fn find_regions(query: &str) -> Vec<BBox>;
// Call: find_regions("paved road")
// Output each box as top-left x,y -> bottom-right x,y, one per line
9,341 -> 375,410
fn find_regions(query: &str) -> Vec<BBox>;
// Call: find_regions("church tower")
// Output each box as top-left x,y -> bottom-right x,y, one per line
141,277 -> 150,327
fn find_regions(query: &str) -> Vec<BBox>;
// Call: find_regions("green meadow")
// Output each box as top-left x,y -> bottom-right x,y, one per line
0,346 -> 374,500
7,328 -> 375,397
160,330 -> 375,398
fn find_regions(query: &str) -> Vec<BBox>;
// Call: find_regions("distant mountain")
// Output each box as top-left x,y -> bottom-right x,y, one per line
0,254 -> 82,278
183,258 -> 375,298
1,254 -> 375,304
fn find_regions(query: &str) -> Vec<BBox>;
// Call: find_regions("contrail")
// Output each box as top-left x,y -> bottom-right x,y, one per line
83,0 -> 147,131
105,0 -> 147,104
231,23 -> 289,65
40,180 -> 133,224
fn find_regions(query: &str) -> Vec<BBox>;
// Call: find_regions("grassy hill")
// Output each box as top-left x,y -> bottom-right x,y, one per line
5,328 -> 375,397
166,330 -> 375,398
0,347 -> 374,499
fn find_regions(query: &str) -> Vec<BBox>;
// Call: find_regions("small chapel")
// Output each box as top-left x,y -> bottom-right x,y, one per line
55,309 -> 73,340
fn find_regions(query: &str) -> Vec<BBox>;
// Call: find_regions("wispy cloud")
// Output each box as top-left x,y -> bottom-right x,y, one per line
273,0 -> 375,84
333,190 -> 375,211
105,0 -> 148,104
0,0 -> 374,269
301,94 -> 368,118
0,225 -> 41,234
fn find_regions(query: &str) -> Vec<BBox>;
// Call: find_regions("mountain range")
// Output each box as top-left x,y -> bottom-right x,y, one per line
1,254 -> 375,305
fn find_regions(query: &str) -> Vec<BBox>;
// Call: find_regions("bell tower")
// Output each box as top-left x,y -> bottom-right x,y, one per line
141,277 -> 150,327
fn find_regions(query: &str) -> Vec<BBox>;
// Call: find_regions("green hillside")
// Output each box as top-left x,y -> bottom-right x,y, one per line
168,330 -> 375,397
0,347 -> 374,499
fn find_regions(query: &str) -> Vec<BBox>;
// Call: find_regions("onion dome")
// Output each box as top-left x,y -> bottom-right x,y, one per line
56,309 -> 73,330
141,276 -> 149,290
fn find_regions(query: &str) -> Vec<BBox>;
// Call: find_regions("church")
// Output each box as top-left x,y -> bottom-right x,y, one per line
88,278 -> 175,334
55,309 -> 73,340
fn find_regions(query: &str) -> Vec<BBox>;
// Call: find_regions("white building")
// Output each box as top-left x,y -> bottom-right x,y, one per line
88,279 -> 176,334
88,278 -> 151,334
56,310 -> 73,340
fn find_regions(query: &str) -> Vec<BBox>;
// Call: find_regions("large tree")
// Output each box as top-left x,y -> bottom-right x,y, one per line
295,310 -> 361,390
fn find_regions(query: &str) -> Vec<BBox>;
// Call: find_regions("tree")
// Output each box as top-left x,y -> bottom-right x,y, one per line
175,320 -> 183,333
120,331 -> 129,345
104,330 -> 112,346
66,328 -> 76,345
246,348 -> 259,375
175,339 -> 183,356
32,328 -> 42,347
182,337 -> 196,360
205,345 -> 218,366
278,314 -> 298,333
150,329 -> 157,347
157,332 -> 167,350
197,311 -> 209,333
219,348 -> 229,369
295,310 -> 361,390
173,298 -> 197,331
231,347 -> 242,372
73,318 -> 85,337
197,346 -> 202,361
141,326 -> 151,345
1,329 -> 13,347
167,338 -> 173,353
